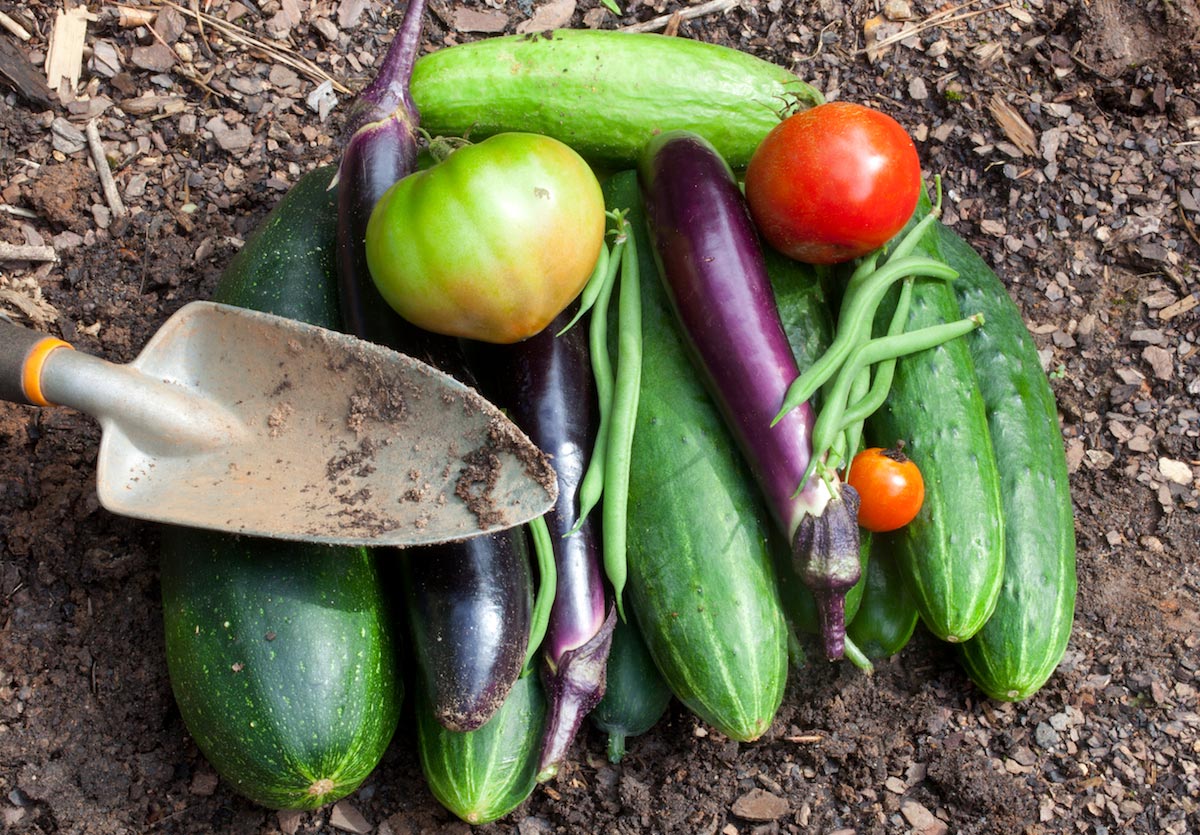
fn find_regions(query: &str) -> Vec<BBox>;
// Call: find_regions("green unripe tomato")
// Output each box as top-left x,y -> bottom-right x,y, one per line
365,132 -> 606,344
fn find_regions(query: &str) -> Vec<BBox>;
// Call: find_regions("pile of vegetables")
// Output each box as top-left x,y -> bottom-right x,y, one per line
160,2 -> 1076,824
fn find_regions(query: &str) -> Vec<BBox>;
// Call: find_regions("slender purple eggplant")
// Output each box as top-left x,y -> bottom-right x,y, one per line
466,306 -> 616,781
337,0 -> 427,344
334,0 -> 533,731
638,130 -> 861,660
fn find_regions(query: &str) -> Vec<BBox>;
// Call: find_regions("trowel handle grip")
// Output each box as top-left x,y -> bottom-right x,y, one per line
0,318 -> 73,407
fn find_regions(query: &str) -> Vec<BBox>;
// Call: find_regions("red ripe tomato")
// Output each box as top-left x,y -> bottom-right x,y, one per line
847,446 -> 925,533
744,101 -> 921,265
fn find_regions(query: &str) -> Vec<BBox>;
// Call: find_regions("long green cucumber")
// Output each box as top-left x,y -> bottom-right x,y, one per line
863,248 -> 1005,643
160,165 -> 400,810
416,670 -> 546,824
609,171 -> 788,742
410,30 -> 821,169
589,612 -> 673,763
933,221 -> 1077,701
846,541 -> 920,659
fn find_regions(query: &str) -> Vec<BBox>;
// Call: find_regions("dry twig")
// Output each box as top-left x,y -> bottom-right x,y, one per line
150,0 -> 352,94
858,0 -> 1011,58
619,0 -> 740,34
86,121 -> 127,219
0,243 -> 57,263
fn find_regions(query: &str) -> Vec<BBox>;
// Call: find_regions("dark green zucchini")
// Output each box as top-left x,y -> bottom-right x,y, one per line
590,612 -> 673,763
610,171 -> 788,743
933,221 -> 1077,701
160,529 -> 399,809
863,248 -> 1006,644
846,541 -> 920,659
213,164 -> 340,321
160,164 -> 400,810
416,669 -> 546,824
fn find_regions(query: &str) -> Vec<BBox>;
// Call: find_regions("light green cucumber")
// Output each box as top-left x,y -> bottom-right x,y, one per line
410,30 -> 822,169
933,221 -> 1077,700
863,242 -> 1005,643
609,171 -> 788,742
416,670 -> 546,824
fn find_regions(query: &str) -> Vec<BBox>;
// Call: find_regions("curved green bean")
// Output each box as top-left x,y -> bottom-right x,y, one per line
773,255 -> 957,424
839,276 -> 916,452
568,230 -> 626,535
557,240 -> 612,336
796,312 -> 985,493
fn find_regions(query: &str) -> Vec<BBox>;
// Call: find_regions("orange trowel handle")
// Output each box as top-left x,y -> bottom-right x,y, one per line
0,319 -> 73,407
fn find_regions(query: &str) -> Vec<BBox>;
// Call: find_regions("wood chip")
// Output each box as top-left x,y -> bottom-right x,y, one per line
330,801 -> 372,834
0,10 -> 31,40
988,93 -> 1037,156
45,4 -> 97,92
900,799 -> 949,835
516,0 -> 577,34
0,31 -> 56,109
731,788 -> 789,821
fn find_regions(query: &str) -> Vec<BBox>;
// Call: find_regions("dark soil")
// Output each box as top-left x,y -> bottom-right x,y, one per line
2,1 -> 1199,834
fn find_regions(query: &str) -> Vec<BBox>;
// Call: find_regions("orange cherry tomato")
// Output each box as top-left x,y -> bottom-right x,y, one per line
847,446 -> 925,533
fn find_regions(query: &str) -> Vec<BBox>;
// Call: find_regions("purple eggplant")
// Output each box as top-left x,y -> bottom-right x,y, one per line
336,0 -> 427,344
638,130 -> 860,660
399,530 -> 533,732
466,306 -> 615,780
334,0 -> 533,731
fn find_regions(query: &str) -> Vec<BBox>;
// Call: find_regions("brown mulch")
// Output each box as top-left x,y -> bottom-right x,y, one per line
1,1 -> 1198,834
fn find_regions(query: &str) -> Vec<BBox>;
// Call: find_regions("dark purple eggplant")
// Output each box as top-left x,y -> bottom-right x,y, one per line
336,0 -> 427,344
466,306 -> 615,781
334,0 -> 533,731
399,532 -> 533,732
638,130 -> 860,660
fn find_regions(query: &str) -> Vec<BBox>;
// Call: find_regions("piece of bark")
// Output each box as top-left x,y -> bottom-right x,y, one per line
0,35 -> 56,109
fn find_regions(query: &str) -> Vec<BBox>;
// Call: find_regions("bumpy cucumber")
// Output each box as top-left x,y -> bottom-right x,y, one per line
847,541 -> 920,659
863,250 -> 1005,643
590,613 -> 673,763
933,222 -> 1077,700
410,30 -> 820,168
609,171 -> 788,742
160,529 -> 399,810
416,670 -> 546,824
160,165 -> 400,810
